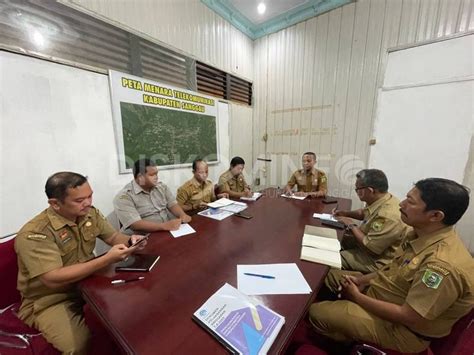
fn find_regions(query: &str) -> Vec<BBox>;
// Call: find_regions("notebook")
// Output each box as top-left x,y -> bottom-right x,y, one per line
115,254 -> 160,272
300,225 -> 341,269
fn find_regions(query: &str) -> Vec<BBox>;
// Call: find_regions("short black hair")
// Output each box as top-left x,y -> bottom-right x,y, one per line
192,158 -> 206,171
415,178 -> 470,226
356,169 -> 389,193
45,172 -> 88,202
133,158 -> 156,178
303,152 -> 316,160
230,156 -> 245,167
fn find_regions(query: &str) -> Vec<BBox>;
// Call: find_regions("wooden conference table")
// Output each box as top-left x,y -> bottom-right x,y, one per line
80,188 -> 351,354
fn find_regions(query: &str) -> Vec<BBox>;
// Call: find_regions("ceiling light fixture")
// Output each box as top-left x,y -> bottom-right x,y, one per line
257,2 -> 266,15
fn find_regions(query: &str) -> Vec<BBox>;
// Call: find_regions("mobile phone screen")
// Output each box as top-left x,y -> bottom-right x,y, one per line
129,236 -> 148,248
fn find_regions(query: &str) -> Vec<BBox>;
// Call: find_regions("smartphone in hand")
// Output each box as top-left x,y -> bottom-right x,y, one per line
129,235 -> 149,248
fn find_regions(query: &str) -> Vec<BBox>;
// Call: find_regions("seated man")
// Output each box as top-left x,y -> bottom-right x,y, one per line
218,156 -> 252,198
113,158 -> 191,234
309,178 -> 474,353
333,169 -> 407,273
177,159 -> 228,213
284,152 -> 327,197
15,172 -> 146,354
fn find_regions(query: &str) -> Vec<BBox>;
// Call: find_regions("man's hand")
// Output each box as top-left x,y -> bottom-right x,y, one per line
294,191 -> 307,197
243,188 -> 252,197
332,208 -> 345,217
106,244 -> 133,263
336,216 -> 355,226
198,202 -> 209,209
162,219 -> 182,231
128,235 -> 147,251
339,275 -> 363,302
217,193 -> 229,199
180,214 -> 192,223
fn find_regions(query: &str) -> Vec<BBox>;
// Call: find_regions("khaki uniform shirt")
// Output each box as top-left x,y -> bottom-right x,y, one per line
367,227 -> 474,338
287,168 -> 327,192
342,193 -> 406,271
113,180 -> 178,234
218,170 -> 249,193
15,207 -> 115,315
177,177 -> 215,211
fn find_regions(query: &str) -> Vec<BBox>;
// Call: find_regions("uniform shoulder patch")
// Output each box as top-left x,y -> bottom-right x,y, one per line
370,219 -> 385,232
27,234 -> 47,240
422,269 -> 444,289
119,194 -> 130,200
320,174 -> 327,183
426,263 -> 450,276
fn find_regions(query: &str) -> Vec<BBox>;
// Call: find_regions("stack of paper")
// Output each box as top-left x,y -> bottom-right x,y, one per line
198,208 -> 234,221
300,225 -> 341,269
312,213 -> 338,222
281,194 -> 307,200
170,223 -> 196,238
206,198 -> 235,208
240,192 -> 262,201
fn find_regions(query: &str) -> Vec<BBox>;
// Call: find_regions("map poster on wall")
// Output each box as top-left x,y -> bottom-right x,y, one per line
109,70 -> 219,173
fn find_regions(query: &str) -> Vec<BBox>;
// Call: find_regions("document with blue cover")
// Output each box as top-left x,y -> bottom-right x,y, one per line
193,283 -> 285,355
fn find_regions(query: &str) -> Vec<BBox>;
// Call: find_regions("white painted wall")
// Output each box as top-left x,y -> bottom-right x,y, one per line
252,0 -> 474,205
0,51 -> 230,236
369,33 -> 474,250
64,0 -> 253,81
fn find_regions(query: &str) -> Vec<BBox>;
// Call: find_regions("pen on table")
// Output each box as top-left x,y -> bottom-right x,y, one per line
332,203 -> 339,215
111,276 -> 145,285
243,272 -> 275,279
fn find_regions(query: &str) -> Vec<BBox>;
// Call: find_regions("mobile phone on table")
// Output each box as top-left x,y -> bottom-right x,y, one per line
235,212 -> 253,219
322,197 -> 338,204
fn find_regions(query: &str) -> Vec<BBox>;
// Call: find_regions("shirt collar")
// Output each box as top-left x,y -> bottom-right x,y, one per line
302,168 -> 317,176
365,193 -> 391,215
190,176 -> 206,187
408,226 -> 455,254
47,206 -> 92,230
131,179 -> 148,195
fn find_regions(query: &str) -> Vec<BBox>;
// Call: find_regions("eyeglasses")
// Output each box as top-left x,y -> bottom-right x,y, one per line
354,186 -> 371,192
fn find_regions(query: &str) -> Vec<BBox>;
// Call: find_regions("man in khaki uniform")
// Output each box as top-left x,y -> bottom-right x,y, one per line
113,158 -> 191,234
284,152 -> 327,197
333,169 -> 406,274
309,178 -> 474,353
15,172 -> 146,354
218,156 -> 252,198
177,159 -> 229,213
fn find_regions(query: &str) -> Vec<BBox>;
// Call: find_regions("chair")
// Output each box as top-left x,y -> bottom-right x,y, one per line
351,307 -> 474,355
0,235 -> 58,354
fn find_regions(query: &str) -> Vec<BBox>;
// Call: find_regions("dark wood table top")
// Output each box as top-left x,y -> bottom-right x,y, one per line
80,188 -> 351,354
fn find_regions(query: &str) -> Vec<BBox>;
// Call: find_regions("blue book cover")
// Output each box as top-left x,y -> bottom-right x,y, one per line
193,283 -> 285,355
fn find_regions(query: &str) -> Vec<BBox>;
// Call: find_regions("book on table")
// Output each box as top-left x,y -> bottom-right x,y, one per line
300,225 -> 341,269
115,254 -> 160,272
193,283 -> 285,355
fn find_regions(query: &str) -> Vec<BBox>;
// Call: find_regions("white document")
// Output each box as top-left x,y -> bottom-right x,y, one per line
301,246 -> 341,269
240,192 -> 262,201
220,201 -> 247,213
281,194 -> 307,200
313,213 -> 338,222
206,198 -> 235,208
302,234 -> 340,252
237,263 -> 312,295
198,208 -> 234,221
170,223 -> 196,238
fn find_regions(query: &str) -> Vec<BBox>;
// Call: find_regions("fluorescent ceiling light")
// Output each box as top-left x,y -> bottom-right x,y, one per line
257,2 -> 266,15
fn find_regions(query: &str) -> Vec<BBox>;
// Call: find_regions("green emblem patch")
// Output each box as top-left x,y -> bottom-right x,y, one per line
422,269 -> 443,289
371,220 -> 384,232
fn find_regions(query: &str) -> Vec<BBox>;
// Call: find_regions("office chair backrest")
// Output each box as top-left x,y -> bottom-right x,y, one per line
0,236 -> 20,308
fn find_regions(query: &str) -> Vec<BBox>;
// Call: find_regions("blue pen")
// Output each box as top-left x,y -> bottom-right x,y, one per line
244,272 -> 275,279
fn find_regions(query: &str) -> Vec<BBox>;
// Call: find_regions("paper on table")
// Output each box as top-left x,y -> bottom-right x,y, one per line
170,223 -> 196,238
313,213 -> 338,222
198,208 -> 234,221
206,198 -> 235,208
237,263 -> 311,295
240,192 -> 262,201
220,201 -> 247,213
281,194 -> 306,200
